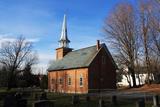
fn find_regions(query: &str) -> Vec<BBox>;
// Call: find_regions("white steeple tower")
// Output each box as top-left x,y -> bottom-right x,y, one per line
59,14 -> 70,48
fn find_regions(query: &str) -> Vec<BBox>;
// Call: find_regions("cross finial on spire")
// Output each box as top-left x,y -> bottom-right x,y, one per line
59,14 -> 70,48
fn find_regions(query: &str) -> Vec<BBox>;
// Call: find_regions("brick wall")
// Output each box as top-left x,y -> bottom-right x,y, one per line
48,68 -> 88,93
56,47 -> 72,60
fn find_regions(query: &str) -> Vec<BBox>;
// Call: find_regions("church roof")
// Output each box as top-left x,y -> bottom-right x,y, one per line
47,43 -> 117,71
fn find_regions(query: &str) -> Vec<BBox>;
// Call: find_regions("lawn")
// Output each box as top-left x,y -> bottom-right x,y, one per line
0,88 -> 157,107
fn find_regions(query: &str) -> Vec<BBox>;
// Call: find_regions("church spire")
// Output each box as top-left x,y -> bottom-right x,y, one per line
59,14 -> 70,48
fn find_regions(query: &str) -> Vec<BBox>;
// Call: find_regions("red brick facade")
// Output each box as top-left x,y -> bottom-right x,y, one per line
48,68 -> 88,93
56,47 -> 72,60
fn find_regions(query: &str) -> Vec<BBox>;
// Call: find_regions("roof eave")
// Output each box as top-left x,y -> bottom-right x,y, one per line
102,44 -> 118,69
47,66 -> 89,72
87,47 -> 102,67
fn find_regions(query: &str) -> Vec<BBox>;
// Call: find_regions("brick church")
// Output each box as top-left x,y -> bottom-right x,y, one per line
47,15 -> 117,93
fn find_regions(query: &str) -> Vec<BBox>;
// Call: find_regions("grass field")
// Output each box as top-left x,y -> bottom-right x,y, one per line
0,88 -> 157,107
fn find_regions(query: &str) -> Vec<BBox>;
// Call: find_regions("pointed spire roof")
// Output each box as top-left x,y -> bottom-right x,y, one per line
59,14 -> 70,48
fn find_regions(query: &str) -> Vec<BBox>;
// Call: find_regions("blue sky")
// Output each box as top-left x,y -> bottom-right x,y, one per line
0,0 -> 135,73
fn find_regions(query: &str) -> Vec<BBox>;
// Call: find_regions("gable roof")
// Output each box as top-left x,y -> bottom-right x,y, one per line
47,43 -> 117,71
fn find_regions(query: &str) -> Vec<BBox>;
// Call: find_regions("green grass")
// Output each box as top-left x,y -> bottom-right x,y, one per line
0,87 -> 7,93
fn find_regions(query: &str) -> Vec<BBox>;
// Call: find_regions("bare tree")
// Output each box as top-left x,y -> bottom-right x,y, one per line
103,0 -> 160,87
150,2 -> 160,56
0,36 -> 38,89
155,0 -> 160,4
103,3 -> 139,87
124,73 -> 132,88
149,56 -> 160,82
139,0 -> 160,83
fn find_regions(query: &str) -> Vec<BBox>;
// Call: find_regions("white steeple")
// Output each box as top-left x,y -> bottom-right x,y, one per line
59,14 -> 70,48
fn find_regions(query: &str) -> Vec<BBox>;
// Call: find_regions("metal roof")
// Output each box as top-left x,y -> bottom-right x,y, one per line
47,44 -> 100,71
47,43 -> 117,71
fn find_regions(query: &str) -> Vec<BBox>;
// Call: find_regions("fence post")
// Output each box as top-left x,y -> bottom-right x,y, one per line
99,99 -> 105,107
152,95 -> 159,107
136,99 -> 145,107
111,95 -> 117,105
72,95 -> 79,105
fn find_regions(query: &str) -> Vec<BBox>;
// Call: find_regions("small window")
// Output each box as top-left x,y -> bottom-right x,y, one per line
59,78 -> 63,84
68,76 -> 71,85
102,56 -> 106,64
79,75 -> 83,87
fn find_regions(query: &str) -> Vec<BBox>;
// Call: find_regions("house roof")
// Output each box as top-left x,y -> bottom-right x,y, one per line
47,43 -> 117,71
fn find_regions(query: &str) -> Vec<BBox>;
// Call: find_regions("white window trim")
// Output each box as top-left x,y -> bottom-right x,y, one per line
68,76 -> 71,86
79,74 -> 83,87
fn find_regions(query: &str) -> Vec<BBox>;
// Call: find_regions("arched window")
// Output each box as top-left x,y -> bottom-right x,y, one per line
68,76 -> 71,85
79,74 -> 83,87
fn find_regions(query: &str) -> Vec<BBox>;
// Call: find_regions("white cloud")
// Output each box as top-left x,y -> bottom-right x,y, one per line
27,38 -> 40,42
32,63 -> 48,74
0,33 -> 40,47
38,52 -> 55,61
0,33 -> 16,42
0,37 -> 16,42
32,52 -> 55,74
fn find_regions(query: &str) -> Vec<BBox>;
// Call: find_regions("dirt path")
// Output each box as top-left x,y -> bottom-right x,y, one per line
120,84 -> 160,94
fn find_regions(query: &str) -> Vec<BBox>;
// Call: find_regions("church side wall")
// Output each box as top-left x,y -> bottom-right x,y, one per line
48,68 -> 88,94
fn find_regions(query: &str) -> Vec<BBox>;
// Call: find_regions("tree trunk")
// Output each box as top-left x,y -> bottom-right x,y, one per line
137,74 -> 141,86
125,74 -> 131,88
128,66 -> 136,87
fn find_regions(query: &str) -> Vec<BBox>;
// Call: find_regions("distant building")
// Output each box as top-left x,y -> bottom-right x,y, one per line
118,67 -> 155,87
47,15 -> 117,93
118,74 -> 147,86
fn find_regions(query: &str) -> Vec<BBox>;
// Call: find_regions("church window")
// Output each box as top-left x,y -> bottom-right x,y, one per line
79,75 -> 83,87
68,76 -> 71,85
